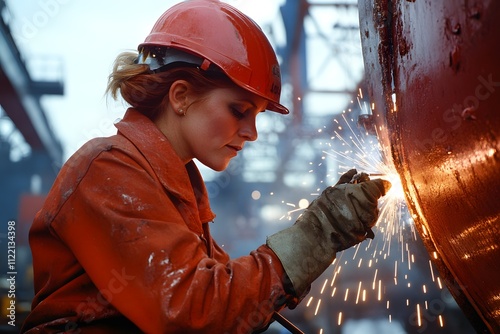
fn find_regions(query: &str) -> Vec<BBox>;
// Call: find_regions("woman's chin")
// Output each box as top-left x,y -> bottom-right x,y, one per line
203,160 -> 230,172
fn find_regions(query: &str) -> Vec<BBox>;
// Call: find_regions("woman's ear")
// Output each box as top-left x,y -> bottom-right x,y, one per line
169,80 -> 190,115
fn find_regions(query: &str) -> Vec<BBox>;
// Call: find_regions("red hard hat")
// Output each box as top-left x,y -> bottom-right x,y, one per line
138,0 -> 289,114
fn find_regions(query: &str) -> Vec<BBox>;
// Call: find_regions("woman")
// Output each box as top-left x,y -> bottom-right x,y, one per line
22,1 -> 390,333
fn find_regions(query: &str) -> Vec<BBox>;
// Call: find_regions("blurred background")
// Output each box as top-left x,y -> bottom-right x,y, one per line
0,0 -> 478,333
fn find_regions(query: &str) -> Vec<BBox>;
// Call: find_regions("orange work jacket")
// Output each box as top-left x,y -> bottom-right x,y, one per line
22,109 -> 291,333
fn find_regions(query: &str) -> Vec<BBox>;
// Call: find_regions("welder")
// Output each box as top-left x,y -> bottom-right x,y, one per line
21,1 -> 391,333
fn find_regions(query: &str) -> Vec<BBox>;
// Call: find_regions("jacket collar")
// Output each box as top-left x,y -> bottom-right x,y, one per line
114,108 -> 216,225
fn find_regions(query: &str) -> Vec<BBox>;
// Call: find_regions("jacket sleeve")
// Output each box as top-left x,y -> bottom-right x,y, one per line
51,146 -> 290,333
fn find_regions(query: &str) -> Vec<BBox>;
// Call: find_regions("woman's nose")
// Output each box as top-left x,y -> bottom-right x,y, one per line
239,117 -> 258,141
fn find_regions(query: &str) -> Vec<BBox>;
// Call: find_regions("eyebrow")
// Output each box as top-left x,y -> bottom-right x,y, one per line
233,99 -> 264,113
241,98 -> 269,112
235,99 -> 257,108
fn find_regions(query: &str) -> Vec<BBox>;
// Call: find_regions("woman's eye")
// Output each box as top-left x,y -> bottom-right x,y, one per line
231,107 -> 245,119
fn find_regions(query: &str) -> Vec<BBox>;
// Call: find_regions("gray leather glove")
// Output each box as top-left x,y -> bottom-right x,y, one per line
267,169 -> 391,297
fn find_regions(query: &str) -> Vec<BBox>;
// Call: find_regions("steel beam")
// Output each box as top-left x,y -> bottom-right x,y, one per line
0,1 -> 63,164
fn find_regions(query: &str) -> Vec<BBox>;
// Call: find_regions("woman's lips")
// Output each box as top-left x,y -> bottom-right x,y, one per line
226,145 -> 242,152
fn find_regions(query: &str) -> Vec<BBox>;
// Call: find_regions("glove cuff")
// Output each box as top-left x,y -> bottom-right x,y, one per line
266,221 -> 337,297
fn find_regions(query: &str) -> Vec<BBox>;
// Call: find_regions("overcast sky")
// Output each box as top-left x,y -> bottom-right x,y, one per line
6,0 -> 284,161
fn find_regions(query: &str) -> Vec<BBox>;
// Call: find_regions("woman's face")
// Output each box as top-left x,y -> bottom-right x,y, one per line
176,86 -> 268,171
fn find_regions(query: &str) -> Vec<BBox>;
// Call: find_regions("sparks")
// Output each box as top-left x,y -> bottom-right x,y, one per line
277,94 -> 453,332
439,315 -> 444,327
314,299 -> 322,316
320,279 -> 328,294
429,260 -> 436,282
355,281 -> 362,304
417,304 -> 422,327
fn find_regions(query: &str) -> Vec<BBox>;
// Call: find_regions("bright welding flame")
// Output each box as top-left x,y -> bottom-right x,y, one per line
374,171 -> 405,200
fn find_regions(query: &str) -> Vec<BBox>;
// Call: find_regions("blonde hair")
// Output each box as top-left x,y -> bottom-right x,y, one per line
106,51 -> 234,120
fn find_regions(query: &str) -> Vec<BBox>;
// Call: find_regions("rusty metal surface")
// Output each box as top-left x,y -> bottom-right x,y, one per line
357,0 -> 500,332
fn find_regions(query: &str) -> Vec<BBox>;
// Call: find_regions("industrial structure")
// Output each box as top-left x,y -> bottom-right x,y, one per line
1,0 -> 63,329
1,0 -> 496,333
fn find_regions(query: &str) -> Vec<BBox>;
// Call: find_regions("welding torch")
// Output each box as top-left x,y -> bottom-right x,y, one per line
272,311 -> 304,334
349,172 -> 386,183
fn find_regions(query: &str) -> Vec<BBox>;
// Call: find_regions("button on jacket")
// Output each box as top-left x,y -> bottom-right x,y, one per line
22,109 -> 290,333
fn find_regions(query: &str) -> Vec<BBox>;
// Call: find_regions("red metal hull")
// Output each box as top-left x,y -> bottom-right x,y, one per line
358,0 -> 500,332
